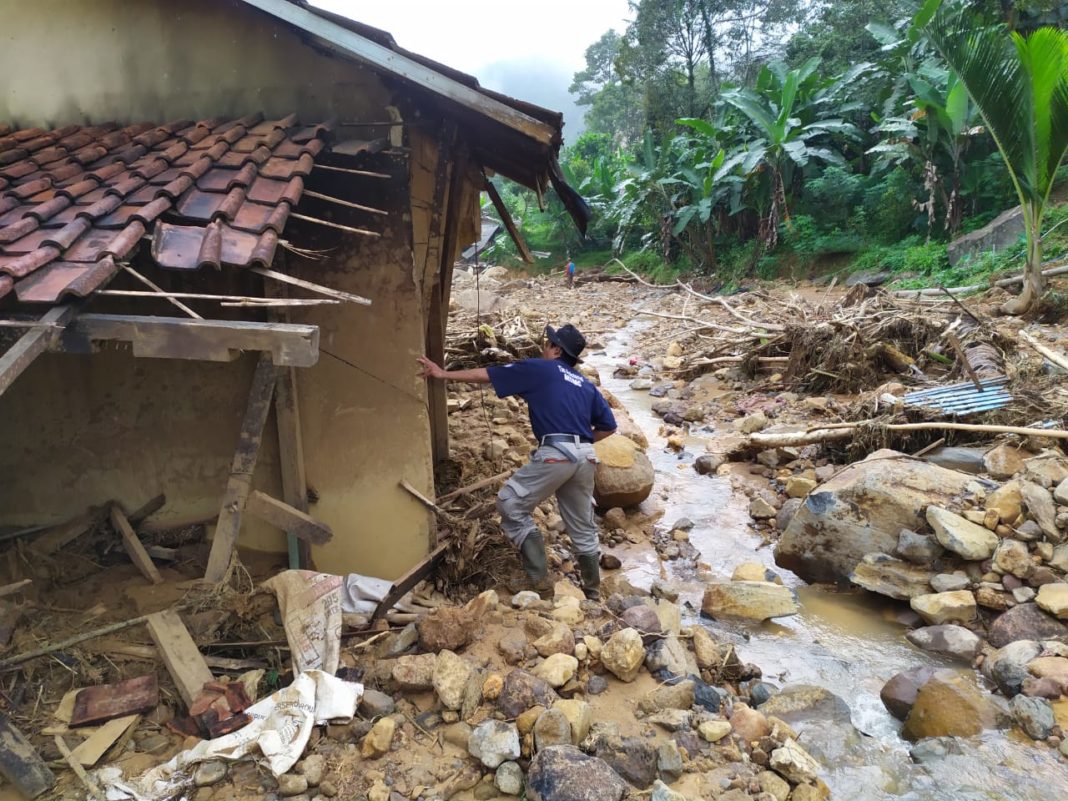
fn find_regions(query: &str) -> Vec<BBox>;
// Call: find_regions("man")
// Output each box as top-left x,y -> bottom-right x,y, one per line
565,256 -> 576,289
418,324 -> 617,599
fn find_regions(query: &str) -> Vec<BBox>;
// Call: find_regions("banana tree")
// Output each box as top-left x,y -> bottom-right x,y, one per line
671,118 -> 748,271
927,7 -> 1068,312
720,59 -> 863,250
869,62 -> 982,237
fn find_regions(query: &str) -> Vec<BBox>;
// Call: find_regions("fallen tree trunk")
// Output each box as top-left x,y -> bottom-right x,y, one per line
893,262 -> 1068,298
742,420 -> 1068,450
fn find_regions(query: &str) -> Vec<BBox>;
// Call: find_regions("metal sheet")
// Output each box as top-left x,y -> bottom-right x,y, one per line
903,377 -> 1011,416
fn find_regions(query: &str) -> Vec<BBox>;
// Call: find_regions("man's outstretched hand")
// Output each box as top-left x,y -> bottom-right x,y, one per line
417,355 -> 446,380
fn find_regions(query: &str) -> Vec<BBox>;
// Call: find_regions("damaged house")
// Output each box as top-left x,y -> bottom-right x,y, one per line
0,0 -> 588,587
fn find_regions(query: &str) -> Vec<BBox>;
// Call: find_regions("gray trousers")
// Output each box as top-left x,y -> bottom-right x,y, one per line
496,443 -> 600,556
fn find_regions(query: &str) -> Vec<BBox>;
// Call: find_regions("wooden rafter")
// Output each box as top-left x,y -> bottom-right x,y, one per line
484,177 -> 534,264
0,305 -> 76,399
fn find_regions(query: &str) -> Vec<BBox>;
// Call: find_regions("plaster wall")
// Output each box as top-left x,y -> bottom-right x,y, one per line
0,0 -> 439,580
0,0 -> 390,126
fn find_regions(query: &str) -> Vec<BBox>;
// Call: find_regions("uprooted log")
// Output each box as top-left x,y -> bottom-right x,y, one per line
731,420 -> 1068,454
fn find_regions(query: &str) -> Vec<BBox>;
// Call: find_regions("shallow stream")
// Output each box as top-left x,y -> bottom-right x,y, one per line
586,325 -> 1068,801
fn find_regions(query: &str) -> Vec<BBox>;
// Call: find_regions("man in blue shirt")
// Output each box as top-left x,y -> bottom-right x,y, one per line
418,324 -> 617,598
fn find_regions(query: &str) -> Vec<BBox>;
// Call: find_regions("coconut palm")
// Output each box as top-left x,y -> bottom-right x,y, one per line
926,7 -> 1068,312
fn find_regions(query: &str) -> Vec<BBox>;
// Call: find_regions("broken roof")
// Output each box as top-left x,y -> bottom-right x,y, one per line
243,0 -> 590,233
0,114 -> 331,305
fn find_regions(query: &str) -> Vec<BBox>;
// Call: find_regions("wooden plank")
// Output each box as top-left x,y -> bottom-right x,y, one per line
275,364 -> 310,569
71,675 -> 158,727
484,178 -> 534,263
244,0 -> 555,146
127,494 -> 166,526
145,610 -> 213,708
0,713 -> 54,798
55,314 -> 319,368
369,543 -> 449,623
31,506 -> 107,555
69,715 -> 140,767
0,305 -> 75,398
110,505 -> 163,585
245,490 -> 332,545
203,353 -> 278,583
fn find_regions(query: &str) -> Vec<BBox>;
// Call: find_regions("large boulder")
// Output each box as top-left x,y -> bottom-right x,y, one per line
850,553 -> 935,600
526,746 -> 628,801
593,435 -> 655,509
775,451 -> 988,583
987,603 -> 1068,648
701,581 -> 799,620
947,206 -> 1024,267
902,672 -> 1003,740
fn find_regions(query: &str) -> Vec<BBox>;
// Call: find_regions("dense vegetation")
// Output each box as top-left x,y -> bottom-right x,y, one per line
485,0 -> 1068,304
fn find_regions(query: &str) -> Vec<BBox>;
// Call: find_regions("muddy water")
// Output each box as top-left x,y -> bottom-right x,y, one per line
587,327 -> 1068,801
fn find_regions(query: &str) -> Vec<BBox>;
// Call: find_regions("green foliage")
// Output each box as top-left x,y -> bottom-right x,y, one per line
862,167 -> 921,241
480,0 -> 1066,295
802,167 -> 865,229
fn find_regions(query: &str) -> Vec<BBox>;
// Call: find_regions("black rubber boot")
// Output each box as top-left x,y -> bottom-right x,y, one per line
519,530 -> 552,595
577,552 -> 601,601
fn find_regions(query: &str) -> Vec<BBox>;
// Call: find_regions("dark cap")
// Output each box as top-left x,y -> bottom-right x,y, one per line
545,324 -> 586,360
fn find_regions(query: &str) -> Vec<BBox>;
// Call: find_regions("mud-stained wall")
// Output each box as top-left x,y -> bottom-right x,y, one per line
0,0 -> 439,580
0,0 -> 390,125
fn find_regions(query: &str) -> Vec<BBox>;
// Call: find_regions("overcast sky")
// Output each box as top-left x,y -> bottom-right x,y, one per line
311,0 -> 633,138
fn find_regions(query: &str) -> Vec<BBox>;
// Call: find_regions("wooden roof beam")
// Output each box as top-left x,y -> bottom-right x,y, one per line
52,314 -> 319,367
243,0 -> 555,147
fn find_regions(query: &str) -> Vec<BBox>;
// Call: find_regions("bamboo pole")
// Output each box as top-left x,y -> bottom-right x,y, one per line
290,212 -> 381,237
121,265 -> 201,320
313,164 -> 391,178
303,189 -> 388,216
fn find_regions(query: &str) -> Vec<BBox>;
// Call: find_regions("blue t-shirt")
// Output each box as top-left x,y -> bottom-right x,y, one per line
487,358 -> 617,442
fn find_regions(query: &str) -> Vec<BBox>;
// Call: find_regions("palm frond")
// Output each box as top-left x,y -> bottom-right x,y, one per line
928,9 -> 1033,202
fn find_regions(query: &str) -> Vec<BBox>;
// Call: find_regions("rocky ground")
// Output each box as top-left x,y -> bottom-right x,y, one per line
5,268 -> 1068,801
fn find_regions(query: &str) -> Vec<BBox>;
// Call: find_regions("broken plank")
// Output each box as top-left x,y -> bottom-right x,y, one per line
55,313 -> 319,368
369,543 -> 448,623
110,505 -> 163,585
71,675 -> 158,727
204,353 -> 278,582
0,304 -> 75,399
0,713 -> 55,798
0,579 -> 31,598
245,490 -> 332,545
30,505 -> 108,555
127,493 -> 166,526
146,610 -> 214,708
70,714 -> 140,767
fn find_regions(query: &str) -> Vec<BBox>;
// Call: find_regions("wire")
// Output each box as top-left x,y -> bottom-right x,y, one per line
320,348 -> 429,410
474,237 -> 495,459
